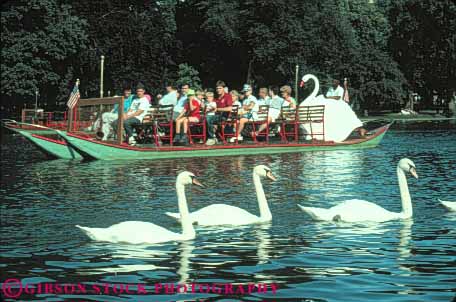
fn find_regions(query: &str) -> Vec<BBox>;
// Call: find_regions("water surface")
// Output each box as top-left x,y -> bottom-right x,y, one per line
1,123 -> 455,302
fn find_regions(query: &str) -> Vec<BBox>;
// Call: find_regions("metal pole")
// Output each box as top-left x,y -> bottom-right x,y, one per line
100,55 -> 105,98
295,64 -> 299,102
34,89 -> 39,119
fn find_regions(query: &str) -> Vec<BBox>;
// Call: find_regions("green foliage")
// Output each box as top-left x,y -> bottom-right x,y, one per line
1,0 -> 88,102
388,0 -> 456,104
176,63 -> 202,90
2,0 -> 454,111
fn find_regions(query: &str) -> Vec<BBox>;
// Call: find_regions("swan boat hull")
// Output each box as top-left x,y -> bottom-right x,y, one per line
57,124 -> 391,161
3,123 -> 82,160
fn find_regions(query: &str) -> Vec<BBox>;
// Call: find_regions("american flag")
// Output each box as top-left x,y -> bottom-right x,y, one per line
67,82 -> 80,109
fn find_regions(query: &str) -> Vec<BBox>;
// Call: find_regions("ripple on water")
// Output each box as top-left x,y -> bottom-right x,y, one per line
1,124 -> 456,302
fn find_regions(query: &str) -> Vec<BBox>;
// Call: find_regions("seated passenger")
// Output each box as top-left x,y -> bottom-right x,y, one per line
230,84 -> 257,142
174,89 -> 201,144
159,85 -> 178,107
326,79 -> 344,101
111,83 -> 150,145
173,84 -> 190,120
196,90 -> 205,105
205,91 -> 217,115
206,80 -> 233,146
252,85 -> 284,137
230,90 -> 242,108
101,87 -> 134,141
280,85 -> 297,109
257,87 -> 270,106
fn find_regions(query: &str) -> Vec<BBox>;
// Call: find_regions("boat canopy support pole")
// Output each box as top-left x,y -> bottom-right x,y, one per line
117,96 -> 124,144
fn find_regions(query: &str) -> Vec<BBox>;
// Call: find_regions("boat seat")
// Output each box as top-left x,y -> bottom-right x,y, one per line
249,105 -> 270,143
220,105 -> 240,144
187,106 -> 207,144
295,105 -> 325,141
277,107 -> 297,142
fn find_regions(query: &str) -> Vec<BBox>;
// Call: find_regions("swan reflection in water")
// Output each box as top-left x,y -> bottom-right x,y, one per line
77,240 -> 194,285
299,219 -> 413,277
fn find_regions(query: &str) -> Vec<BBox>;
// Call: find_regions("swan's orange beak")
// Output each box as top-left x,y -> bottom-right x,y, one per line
410,168 -> 418,179
192,177 -> 205,188
299,80 -> 305,88
266,171 -> 277,181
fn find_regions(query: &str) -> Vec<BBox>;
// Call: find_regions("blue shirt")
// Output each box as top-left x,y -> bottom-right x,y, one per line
113,95 -> 134,113
174,94 -> 188,113
159,91 -> 178,106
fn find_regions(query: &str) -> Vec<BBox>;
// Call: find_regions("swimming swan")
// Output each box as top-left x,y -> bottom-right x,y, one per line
76,171 -> 204,244
298,158 -> 418,222
439,199 -> 456,212
165,165 -> 276,226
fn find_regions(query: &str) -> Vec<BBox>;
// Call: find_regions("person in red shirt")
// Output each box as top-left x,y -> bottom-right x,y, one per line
174,89 -> 201,144
206,80 -> 233,145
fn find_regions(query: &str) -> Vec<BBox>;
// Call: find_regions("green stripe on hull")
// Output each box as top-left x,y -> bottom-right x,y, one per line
9,128 -> 82,160
61,128 -> 387,161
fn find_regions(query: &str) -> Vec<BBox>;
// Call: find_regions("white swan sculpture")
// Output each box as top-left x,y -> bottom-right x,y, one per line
76,171 -> 204,244
166,165 -> 276,226
439,199 -> 456,212
298,158 -> 418,222
299,74 -> 364,142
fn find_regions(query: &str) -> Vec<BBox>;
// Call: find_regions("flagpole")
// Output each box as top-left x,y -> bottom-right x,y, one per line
100,55 -> 105,98
67,79 -> 80,132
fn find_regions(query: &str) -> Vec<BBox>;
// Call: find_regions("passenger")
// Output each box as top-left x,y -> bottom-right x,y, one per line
230,84 -> 257,142
173,84 -> 190,120
174,89 -> 201,144
206,80 -> 233,146
196,90 -> 205,105
101,87 -> 134,141
112,83 -> 150,145
205,91 -> 217,118
252,86 -> 283,137
159,84 -> 178,107
257,87 -> 270,106
230,90 -> 242,108
326,79 -> 344,101
280,85 -> 297,109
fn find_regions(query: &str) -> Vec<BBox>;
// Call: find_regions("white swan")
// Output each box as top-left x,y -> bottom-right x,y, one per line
165,165 -> 276,226
439,199 -> 456,212
76,171 -> 204,244
299,74 -> 322,106
298,74 -> 364,142
298,158 -> 418,222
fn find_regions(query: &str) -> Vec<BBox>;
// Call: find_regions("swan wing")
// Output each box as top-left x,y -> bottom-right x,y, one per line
298,204 -> 336,221
185,204 -> 260,226
165,212 -> 181,220
327,199 -> 401,222
76,221 -> 181,244
439,199 -> 456,211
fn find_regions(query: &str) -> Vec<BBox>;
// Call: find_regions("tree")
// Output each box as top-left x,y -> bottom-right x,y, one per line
1,0 -> 88,106
176,63 -> 202,90
388,0 -> 456,106
70,0 -> 180,98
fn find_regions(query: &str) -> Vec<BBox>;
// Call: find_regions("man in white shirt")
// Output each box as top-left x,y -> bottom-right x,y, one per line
112,83 -> 150,145
326,79 -> 344,100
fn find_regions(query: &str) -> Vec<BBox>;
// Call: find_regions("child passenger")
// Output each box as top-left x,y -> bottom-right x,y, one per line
174,89 -> 201,144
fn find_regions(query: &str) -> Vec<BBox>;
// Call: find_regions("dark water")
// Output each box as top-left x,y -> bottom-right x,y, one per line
1,122 -> 456,302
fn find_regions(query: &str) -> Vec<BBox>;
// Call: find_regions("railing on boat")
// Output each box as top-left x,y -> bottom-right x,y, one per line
69,96 -> 125,144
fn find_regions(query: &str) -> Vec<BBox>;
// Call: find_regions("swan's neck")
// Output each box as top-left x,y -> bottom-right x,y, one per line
254,174 -> 272,221
176,183 -> 195,239
299,75 -> 319,106
397,167 -> 412,218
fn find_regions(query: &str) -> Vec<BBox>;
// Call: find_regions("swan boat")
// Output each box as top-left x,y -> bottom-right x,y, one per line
2,90 -> 391,160
2,119 -> 391,161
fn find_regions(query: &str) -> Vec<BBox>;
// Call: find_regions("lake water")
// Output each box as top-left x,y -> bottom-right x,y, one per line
1,122 -> 455,302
